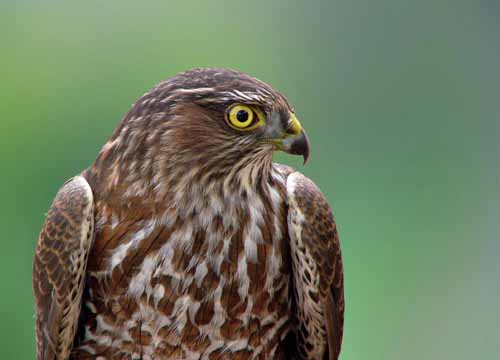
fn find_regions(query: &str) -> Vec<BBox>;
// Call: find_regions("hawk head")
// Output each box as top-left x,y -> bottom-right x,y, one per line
157,68 -> 309,161
91,68 -> 309,200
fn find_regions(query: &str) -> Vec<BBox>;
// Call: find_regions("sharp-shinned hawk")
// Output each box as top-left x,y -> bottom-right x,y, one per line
33,68 -> 344,360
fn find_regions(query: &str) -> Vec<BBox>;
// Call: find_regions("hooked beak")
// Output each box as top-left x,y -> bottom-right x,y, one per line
280,113 -> 311,164
284,128 -> 310,164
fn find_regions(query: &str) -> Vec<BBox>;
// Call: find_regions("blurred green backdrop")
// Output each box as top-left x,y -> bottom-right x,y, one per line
1,0 -> 499,359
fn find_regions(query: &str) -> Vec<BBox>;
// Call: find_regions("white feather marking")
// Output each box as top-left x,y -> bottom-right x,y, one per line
153,284 -> 165,306
128,256 -> 157,300
110,212 -> 119,229
194,261 -> 208,287
95,315 -> 116,334
242,194 -> 265,265
236,251 -> 249,299
175,87 -> 215,94
108,219 -> 156,272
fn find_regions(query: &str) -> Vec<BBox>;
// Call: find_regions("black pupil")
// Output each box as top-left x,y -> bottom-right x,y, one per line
236,109 -> 249,122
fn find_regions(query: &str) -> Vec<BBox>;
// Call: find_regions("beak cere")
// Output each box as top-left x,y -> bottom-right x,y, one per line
287,129 -> 310,164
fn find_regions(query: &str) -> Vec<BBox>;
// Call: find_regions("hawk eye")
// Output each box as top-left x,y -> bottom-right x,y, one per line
226,104 -> 264,131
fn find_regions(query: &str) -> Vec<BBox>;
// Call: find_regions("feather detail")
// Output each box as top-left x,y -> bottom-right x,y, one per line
33,176 -> 95,360
286,171 -> 344,360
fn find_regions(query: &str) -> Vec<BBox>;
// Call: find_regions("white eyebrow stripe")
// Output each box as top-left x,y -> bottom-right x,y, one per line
233,90 -> 253,101
160,87 -> 217,103
218,90 -> 269,103
175,87 -> 215,94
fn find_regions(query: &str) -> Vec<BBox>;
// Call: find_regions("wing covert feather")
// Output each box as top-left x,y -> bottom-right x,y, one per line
286,171 -> 344,360
33,176 -> 94,360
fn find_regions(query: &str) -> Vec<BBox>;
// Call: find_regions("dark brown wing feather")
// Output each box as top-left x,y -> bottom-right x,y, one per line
33,176 -> 94,360
286,171 -> 344,360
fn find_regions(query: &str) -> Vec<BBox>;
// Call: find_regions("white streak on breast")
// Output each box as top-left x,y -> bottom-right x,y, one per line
242,193 -> 264,266
153,284 -> 165,306
96,315 -> 118,335
110,212 -> 119,229
194,261 -> 208,287
128,256 -> 157,300
108,219 -> 156,272
236,250 -> 249,299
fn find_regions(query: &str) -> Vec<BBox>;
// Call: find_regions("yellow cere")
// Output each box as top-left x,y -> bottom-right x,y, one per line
288,112 -> 302,135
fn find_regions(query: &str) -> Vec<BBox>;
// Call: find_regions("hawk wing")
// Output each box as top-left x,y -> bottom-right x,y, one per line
32,176 -> 95,360
286,171 -> 344,360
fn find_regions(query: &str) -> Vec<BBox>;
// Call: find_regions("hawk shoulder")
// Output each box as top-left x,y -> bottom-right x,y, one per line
33,176 -> 95,360
285,171 -> 344,360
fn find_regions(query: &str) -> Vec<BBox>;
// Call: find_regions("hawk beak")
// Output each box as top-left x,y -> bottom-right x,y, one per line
281,113 -> 310,164
286,129 -> 310,164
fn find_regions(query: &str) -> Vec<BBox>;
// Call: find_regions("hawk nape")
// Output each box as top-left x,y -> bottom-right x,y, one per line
33,68 -> 344,360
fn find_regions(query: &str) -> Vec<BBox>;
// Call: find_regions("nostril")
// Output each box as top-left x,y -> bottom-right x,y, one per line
286,124 -> 298,135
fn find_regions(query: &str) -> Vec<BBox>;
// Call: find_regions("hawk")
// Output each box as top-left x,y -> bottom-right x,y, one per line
33,68 -> 344,360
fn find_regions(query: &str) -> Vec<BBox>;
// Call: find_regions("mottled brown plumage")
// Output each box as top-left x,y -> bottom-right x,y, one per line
33,68 -> 344,360
33,177 -> 94,360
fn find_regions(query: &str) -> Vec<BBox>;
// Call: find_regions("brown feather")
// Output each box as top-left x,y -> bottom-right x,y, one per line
33,176 -> 94,360
286,171 -> 344,360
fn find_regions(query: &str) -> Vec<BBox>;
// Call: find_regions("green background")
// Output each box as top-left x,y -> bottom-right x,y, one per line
1,0 -> 499,359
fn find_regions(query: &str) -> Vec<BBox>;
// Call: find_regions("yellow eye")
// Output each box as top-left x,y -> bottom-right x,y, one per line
226,105 -> 264,130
